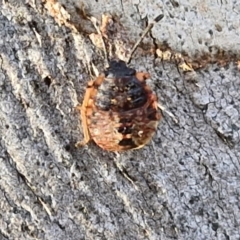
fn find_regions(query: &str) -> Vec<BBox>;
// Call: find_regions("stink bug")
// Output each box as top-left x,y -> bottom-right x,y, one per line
76,14 -> 164,151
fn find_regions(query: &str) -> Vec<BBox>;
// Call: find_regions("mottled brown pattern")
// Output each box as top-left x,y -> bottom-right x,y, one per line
77,61 -> 161,151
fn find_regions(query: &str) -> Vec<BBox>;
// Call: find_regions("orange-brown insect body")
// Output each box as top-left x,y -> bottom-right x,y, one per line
80,60 -> 161,151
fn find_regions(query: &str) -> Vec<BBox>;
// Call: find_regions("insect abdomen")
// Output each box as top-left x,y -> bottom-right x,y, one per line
88,100 -> 160,151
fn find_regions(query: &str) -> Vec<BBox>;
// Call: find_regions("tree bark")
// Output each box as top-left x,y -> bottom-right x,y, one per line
0,0 -> 239,239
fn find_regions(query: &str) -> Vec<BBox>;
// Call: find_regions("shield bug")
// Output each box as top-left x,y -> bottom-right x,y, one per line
76,14 -> 164,151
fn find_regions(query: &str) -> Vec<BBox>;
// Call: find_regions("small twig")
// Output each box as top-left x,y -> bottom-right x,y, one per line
88,16 -> 109,68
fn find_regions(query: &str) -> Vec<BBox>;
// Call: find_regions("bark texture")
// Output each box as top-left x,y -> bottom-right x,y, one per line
0,0 -> 240,239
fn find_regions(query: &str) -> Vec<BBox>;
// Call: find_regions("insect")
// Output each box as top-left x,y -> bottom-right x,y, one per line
76,14 -> 164,151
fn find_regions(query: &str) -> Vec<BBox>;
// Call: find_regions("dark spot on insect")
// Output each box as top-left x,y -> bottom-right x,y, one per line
118,126 -> 132,134
130,96 -> 147,106
119,118 -> 132,124
111,86 -> 118,91
89,118 -> 98,125
148,109 -> 159,121
118,138 -> 137,147
5,125 -> 9,129
94,97 -> 111,111
92,79 -> 103,88
104,60 -> 136,77
43,76 -> 52,87
95,74 -> 147,111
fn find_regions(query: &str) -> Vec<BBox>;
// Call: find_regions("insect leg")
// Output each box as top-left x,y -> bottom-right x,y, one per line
75,84 -> 94,148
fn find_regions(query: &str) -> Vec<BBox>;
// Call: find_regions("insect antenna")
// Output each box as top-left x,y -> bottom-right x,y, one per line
126,14 -> 164,64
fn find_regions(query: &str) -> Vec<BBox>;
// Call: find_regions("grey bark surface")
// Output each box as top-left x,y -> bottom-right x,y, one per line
0,0 -> 240,239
